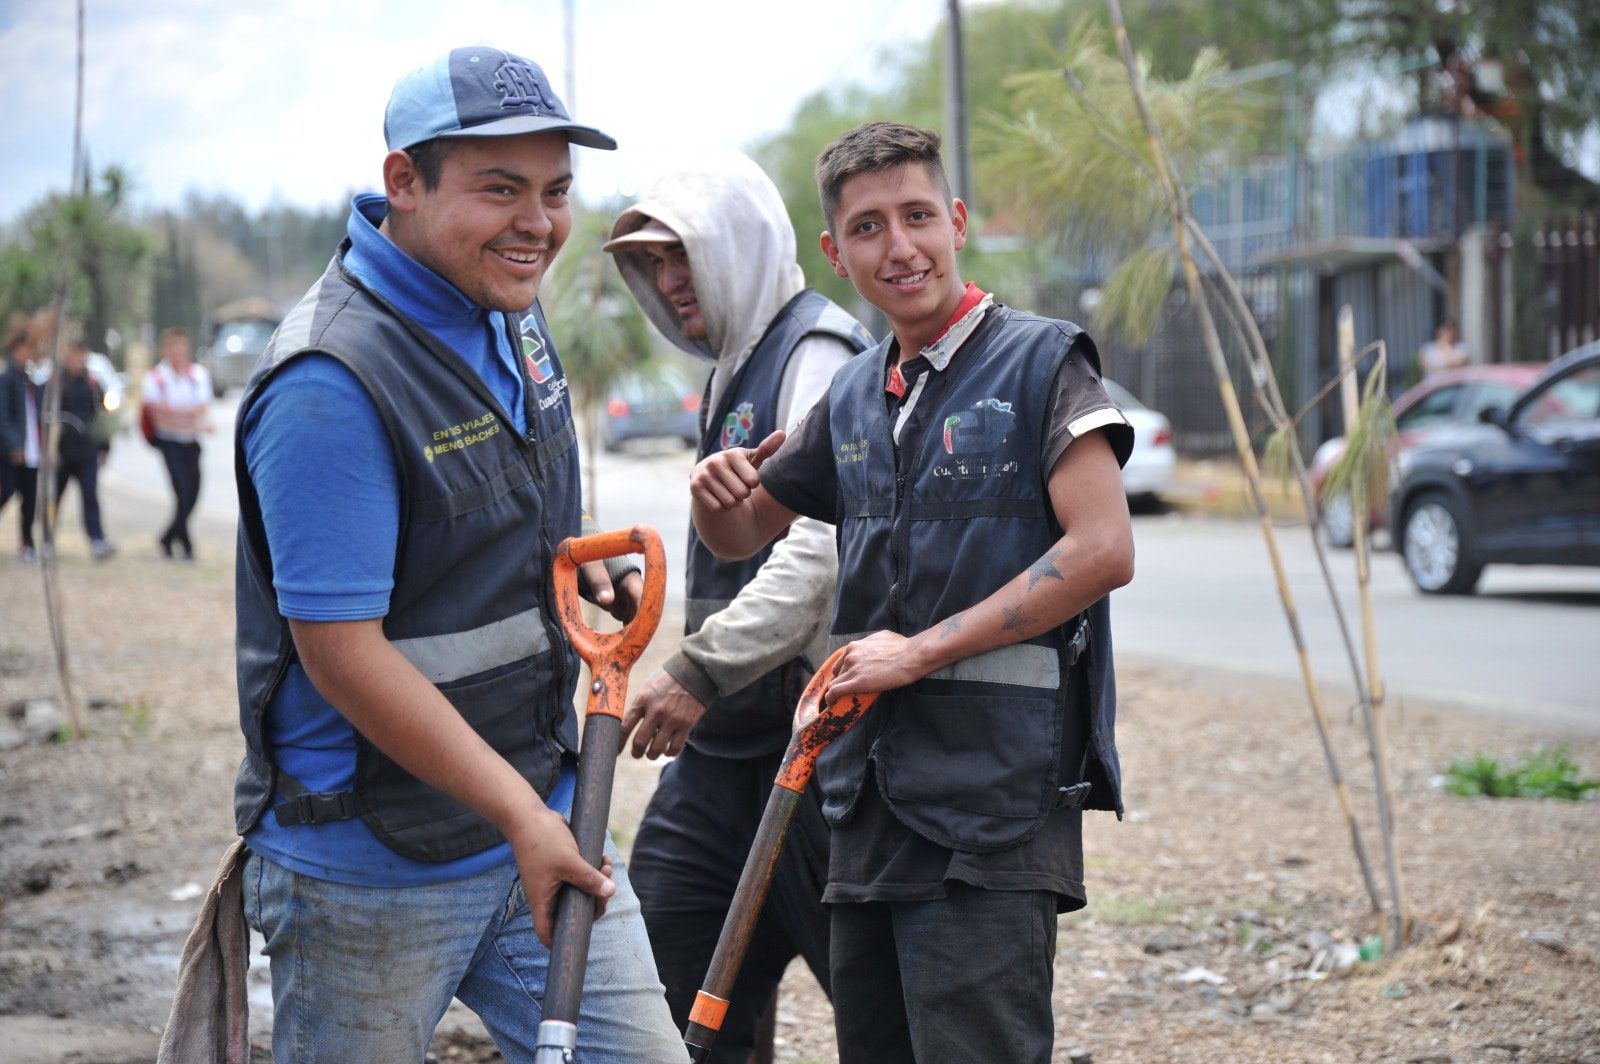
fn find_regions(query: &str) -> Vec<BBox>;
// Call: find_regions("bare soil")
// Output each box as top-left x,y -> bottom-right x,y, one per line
1,527 -> 1596,1063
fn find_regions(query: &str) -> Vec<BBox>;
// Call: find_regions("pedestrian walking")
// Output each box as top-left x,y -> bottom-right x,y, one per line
1,313 -> 43,562
50,336 -> 116,560
141,326 -> 211,560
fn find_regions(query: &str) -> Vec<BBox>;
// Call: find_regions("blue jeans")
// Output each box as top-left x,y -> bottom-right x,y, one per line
243,837 -> 687,1063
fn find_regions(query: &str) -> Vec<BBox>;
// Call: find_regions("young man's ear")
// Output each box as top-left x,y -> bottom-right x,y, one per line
382,150 -> 423,214
819,230 -> 849,279
951,198 -> 969,253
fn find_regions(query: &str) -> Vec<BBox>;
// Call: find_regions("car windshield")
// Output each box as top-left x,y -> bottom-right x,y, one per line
1396,384 -> 1462,429
1519,365 -> 1600,426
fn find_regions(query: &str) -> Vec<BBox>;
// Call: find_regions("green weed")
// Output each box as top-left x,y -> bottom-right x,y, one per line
1443,747 -> 1599,801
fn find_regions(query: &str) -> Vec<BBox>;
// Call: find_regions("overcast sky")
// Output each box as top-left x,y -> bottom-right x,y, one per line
0,0 -> 953,223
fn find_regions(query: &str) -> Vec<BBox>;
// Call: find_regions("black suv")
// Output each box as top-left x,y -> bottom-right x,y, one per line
1391,343 -> 1600,594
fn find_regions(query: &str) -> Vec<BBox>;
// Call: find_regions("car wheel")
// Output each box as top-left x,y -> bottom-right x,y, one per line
1400,492 -> 1483,595
1321,492 -> 1354,549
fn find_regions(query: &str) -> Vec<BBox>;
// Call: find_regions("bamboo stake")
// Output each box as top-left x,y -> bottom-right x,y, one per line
1058,63 -> 1384,729
1338,308 -> 1408,948
1104,0 -> 1385,920
33,0 -> 86,741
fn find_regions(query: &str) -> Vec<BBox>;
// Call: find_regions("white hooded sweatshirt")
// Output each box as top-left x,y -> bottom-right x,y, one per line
609,150 -> 857,708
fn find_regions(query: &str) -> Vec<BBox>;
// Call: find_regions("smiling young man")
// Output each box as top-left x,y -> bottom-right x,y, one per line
602,152 -> 872,1062
225,47 -> 683,1062
688,122 -> 1135,1063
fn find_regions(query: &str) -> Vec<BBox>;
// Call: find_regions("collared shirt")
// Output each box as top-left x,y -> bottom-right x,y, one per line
885,283 -> 996,445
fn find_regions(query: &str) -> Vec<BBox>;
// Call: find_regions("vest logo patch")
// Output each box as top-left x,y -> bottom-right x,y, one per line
519,315 -> 554,384
720,401 -> 756,450
425,412 -> 501,463
942,398 -> 1015,456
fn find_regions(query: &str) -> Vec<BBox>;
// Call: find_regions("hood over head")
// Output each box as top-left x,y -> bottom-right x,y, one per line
606,150 -> 805,369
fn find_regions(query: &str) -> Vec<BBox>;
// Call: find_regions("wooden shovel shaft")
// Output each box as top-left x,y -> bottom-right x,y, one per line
543,712 -> 623,1024
683,786 -> 802,1060
683,647 -> 878,1060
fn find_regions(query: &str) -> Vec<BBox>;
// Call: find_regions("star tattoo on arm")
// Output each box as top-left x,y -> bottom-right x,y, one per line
1001,603 -> 1039,633
939,614 -> 964,638
1026,548 -> 1065,591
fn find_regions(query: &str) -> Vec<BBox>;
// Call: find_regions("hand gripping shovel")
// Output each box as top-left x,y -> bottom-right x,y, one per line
682,647 -> 880,1061
533,525 -> 666,1064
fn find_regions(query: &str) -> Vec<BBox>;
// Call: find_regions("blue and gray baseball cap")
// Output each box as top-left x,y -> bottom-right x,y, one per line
384,46 -> 616,152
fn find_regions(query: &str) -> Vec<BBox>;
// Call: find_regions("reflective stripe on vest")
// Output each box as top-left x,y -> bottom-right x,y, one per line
392,606 -> 552,684
826,632 -> 1060,689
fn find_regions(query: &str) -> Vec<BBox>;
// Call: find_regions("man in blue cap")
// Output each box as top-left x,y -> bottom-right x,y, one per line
229,46 -> 684,1061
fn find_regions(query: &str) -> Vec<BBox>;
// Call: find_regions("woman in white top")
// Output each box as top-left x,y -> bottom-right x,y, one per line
141,326 -> 213,559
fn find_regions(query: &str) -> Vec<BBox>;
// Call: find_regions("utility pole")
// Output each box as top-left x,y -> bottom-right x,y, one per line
563,0 -> 577,112
944,0 -> 972,204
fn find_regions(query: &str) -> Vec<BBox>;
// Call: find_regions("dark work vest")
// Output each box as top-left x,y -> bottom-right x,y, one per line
818,305 -> 1124,853
684,289 -> 872,757
231,248 -> 583,862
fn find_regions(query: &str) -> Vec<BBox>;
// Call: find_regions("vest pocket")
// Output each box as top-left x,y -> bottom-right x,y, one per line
362,656 -> 562,841
877,691 -> 1062,850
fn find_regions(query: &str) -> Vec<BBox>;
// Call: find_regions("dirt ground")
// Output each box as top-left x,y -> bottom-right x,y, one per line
1,508 -> 1597,1064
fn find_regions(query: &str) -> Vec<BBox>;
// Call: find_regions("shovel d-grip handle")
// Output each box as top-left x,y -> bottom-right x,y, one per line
683,647 -> 879,1061
550,525 -> 667,718
536,526 -> 666,1063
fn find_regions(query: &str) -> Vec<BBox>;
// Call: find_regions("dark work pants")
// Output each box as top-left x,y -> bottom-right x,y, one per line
1,461 -> 38,549
156,439 -> 201,554
830,885 -> 1059,1064
56,455 -> 105,543
628,744 -> 833,1064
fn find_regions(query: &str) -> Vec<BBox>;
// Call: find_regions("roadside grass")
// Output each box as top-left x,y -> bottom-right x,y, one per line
1443,747 -> 1600,801
1063,893 -> 1184,927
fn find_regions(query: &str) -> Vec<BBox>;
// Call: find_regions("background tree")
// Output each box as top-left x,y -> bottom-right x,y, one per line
2,165 -> 148,359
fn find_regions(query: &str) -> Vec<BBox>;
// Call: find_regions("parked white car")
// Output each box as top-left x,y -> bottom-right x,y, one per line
1104,379 -> 1175,502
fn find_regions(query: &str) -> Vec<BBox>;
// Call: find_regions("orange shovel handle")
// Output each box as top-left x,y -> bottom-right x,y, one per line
551,525 -> 667,719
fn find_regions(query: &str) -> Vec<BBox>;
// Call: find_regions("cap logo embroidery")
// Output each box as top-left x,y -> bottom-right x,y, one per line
494,61 -> 555,113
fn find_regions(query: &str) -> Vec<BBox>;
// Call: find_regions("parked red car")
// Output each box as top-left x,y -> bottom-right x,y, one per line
1309,363 -> 1543,547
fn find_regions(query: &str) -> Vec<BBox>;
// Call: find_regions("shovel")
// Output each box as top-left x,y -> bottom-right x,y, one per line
533,525 -> 666,1064
682,647 -> 880,1062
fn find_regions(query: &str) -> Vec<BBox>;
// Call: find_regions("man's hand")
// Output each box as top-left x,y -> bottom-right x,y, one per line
825,630 -> 933,702
690,430 -> 784,511
507,803 -> 616,947
619,668 -> 706,760
580,561 -> 644,623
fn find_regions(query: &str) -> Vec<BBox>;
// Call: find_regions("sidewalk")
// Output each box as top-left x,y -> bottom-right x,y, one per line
1162,456 -> 1306,522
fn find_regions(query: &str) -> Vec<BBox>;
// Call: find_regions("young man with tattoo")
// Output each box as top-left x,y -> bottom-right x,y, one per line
688,122 -> 1135,1063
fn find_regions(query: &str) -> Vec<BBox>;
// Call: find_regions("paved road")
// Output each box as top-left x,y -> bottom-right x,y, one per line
1114,511 -> 1600,731
103,398 -> 1600,729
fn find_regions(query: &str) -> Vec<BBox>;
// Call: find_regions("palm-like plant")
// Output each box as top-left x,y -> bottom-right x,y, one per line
539,207 -> 657,519
986,11 -> 1409,948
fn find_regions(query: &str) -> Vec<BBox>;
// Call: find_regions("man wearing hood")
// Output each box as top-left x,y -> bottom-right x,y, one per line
604,150 -> 872,1060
